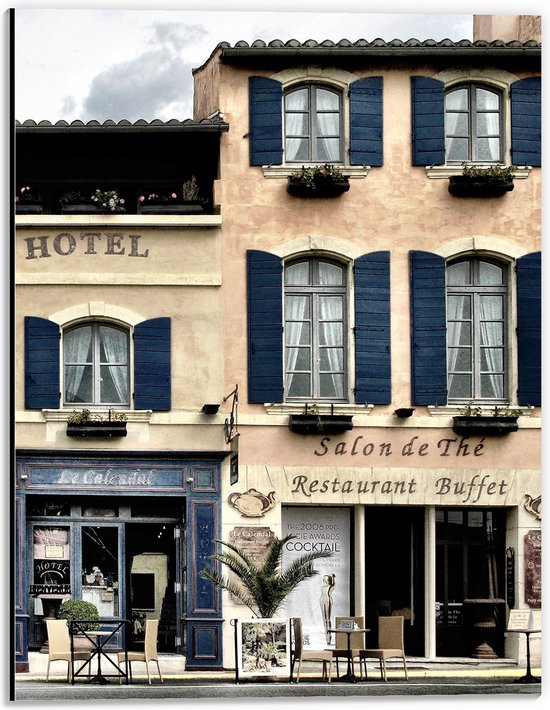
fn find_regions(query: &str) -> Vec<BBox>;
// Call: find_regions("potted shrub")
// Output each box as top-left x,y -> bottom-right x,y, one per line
452,403 -> 521,436
58,599 -> 100,650
287,164 -> 350,197
448,164 -> 515,197
200,533 -> 333,618
66,408 -> 128,438
288,403 -> 353,435
15,185 -> 43,214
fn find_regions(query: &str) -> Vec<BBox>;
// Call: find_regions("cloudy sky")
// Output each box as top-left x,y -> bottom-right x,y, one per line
11,1 -> 489,124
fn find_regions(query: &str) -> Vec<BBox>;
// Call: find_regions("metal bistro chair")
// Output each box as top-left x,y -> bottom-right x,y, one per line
117,618 -> 164,684
359,615 -> 409,681
328,615 -> 365,679
45,619 -> 91,683
292,617 -> 333,683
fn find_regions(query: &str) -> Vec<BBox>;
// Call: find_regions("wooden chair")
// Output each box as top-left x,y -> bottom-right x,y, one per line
328,615 -> 365,678
292,617 -> 333,683
117,618 -> 163,684
45,619 -> 91,682
358,615 -> 409,681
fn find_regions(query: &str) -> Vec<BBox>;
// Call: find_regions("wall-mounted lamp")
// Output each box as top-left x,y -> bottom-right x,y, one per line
394,407 -> 415,418
201,403 -> 220,414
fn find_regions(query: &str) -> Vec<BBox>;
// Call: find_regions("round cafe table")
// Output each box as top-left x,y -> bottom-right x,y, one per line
328,626 -> 370,682
508,629 -> 541,683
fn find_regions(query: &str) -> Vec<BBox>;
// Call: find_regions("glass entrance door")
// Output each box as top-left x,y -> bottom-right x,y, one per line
81,525 -> 120,618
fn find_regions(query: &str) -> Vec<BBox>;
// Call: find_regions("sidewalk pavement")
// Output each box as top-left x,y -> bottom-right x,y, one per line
13,652 -> 541,701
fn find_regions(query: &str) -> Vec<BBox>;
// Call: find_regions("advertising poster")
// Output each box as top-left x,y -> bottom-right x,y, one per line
281,506 -> 350,648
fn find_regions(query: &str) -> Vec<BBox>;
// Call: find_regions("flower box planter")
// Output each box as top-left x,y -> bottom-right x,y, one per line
139,200 -> 205,215
452,416 -> 518,436
66,421 -> 127,438
287,179 -> 350,198
288,414 -> 353,435
448,176 -> 514,197
61,204 -> 125,214
16,202 -> 43,214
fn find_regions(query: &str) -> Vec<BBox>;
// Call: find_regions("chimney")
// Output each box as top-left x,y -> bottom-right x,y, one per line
473,15 -> 541,43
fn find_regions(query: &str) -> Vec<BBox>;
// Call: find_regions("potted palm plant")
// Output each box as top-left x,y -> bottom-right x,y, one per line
200,533 -> 333,618
448,164 -> 515,197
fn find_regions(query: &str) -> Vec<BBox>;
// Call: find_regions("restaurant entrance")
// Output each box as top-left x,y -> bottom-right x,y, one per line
364,506 -> 425,656
27,495 -> 184,652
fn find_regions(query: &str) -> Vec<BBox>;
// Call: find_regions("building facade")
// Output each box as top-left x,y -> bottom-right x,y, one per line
14,15 -> 541,673
191,21 -> 541,665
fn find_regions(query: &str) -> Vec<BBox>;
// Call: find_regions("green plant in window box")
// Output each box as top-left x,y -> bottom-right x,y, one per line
16,185 -> 43,213
448,163 -> 516,197
452,402 -> 521,436
66,409 -> 128,438
67,409 -> 127,424
287,164 -> 350,197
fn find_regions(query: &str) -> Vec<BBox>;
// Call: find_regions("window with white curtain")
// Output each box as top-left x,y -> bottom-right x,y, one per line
284,84 -> 343,163
446,258 -> 508,403
64,322 -> 130,406
445,84 -> 503,163
284,258 -> 347,401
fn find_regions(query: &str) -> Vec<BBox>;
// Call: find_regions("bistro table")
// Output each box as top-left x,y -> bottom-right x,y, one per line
328,626 -> 370,682
508,629 -> 541,684
70,619 -> 130,685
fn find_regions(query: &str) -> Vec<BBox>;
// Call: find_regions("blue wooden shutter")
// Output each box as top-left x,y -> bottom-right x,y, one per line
133,317 -> 171,411
249,76 -> 283,166
354,252 -> 391,404
24,316 -> 60,409
410,251 -> 447,405
411,76 -> 445,166
349,77 -> 383,166
247,250 -> 283,403
511,77 -> 541,167
516,252 -> 541,406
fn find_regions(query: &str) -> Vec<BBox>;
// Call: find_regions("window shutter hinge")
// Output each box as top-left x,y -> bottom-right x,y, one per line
175,636 -> 181,647
174,582 -> 181,593
174,528 -> 181,539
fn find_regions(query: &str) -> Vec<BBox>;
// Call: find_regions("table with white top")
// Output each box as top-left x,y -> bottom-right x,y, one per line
328,626 -> 370,682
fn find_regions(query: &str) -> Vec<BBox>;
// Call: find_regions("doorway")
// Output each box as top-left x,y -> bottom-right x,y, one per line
364,506 -> 425,656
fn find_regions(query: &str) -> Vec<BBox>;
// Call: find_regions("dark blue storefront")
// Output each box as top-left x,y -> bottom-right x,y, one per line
15,449 -> 227,672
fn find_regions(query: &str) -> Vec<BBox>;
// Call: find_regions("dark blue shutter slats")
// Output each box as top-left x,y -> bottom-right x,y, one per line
133,317 -> 171,411
247,250 -> 283,403
511,77 -> 541,167
249,76 -> 283,166
24,316 -> 60,409
411,76 -> 445,166
349,77 -> 383,167
354,252 -> 391,404
410,251 -> 447,405
516,252 -> 541,406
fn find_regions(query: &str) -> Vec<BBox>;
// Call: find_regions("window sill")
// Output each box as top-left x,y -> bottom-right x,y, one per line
265,403 -> 373,416
262,165 -> 370,180
42,409 -> 153,423
425,165 -> 531,180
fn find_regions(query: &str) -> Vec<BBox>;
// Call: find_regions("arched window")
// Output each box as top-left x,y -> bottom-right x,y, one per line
64,322 -> 130,406
284,85 -> 343,163
284,257 -> 347,401
446,258 -> 508,403
445,84 -> 503,163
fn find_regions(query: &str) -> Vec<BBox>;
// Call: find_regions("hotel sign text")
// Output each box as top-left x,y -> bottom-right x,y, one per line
24,232 -> 149,259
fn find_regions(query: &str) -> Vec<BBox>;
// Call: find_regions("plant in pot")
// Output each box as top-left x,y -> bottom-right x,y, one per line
59,190 -> 97,214
200,533 -> 333,618
15,185 -> 43,214
66,408 -> 128,438
452,402 -> 522,436
58,599 -> 100,649
448,163 -> 516,197
288,403 -> 354,435
287,164 -> 350,197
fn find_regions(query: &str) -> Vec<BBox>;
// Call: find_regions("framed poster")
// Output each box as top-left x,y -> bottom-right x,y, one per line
236,618 -> 291,678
